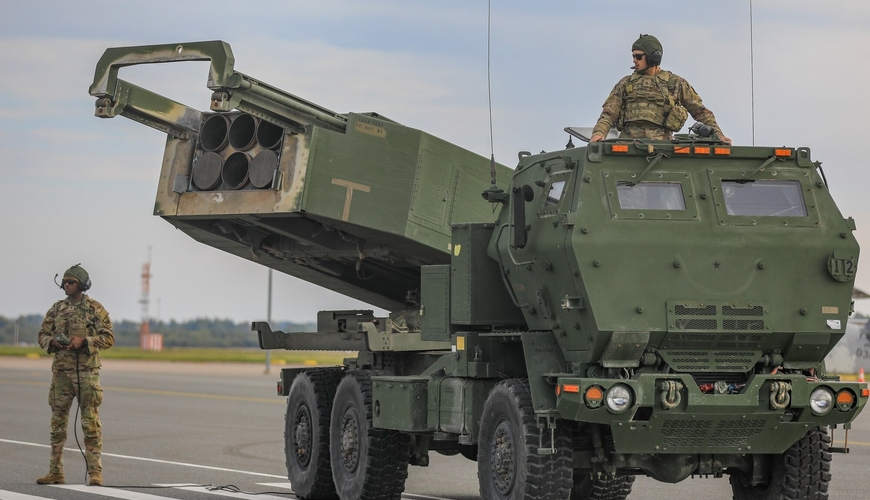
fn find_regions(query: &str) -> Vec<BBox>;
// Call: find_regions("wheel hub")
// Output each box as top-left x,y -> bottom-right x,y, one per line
294,405 -> 312,466
490,420 -> 516,495
339,410 -> 360,473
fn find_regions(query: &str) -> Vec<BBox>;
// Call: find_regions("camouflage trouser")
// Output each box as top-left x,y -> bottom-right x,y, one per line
48,369 -> 103,475
619,122 -> 673,140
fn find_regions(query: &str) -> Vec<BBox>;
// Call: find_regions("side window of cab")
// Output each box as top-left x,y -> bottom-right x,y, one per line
538,170 -> 574,217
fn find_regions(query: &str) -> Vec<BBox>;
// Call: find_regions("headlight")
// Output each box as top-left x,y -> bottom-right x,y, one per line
809,387 -> 834,415
605,384 -> 633,414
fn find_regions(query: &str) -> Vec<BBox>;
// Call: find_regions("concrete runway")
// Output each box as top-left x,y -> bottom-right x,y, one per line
1,356 -> 869,500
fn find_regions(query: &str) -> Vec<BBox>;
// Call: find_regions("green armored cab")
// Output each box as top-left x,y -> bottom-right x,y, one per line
91,41 -> 865,500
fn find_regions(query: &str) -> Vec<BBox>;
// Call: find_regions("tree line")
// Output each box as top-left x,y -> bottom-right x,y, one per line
0,314 -> 314,348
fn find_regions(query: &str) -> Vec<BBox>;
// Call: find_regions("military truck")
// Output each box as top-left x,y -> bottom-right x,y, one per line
90,41 -> 866,500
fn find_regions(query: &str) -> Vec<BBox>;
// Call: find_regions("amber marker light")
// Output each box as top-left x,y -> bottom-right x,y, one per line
563,384 -> 580,393
775,149 -> 793,157
836,389 -> 856,411
837,391 -> 854,404
862,388 -> 870,398
694,146 -> 711,155
714,147 -> 731,155
584,385 -> 605,408
674,146 -> 690,154
612,144 -> 629,153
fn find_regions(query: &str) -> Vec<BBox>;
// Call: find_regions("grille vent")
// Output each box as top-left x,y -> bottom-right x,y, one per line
663,419 -> 766,448
723,305 -> 764,316
669,302 -> 767,333
660,350 -> 759,372
675,304 -> 716,316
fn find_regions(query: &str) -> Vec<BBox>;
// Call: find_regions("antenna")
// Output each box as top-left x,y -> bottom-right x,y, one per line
481,0 -> 507,203
750,0 -> 756,146
487,0 -> 496,187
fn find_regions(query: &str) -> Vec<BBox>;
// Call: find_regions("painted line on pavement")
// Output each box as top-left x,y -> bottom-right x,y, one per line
0,378 -> 280,404
0,439 -> 284,478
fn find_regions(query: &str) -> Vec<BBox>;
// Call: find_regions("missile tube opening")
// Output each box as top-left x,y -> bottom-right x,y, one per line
222,152 -> 251,190
229,114 -> 258,151
200,115 -> 229,152
256,120 -> 284,150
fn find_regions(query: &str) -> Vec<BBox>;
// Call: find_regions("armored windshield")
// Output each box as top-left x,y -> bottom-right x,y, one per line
616,182 -> 686,211
722,180 -> 807,217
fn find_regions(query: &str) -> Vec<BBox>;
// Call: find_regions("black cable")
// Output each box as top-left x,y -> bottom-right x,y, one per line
108,483 -> 213,489
206,485 -> 298,497
818,163 -> 829,188
73,348 -> 88,484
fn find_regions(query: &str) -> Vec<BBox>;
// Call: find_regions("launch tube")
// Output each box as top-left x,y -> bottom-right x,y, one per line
222,151 -> 251,189
229,113 -> 258,151
200,115 -> 229,152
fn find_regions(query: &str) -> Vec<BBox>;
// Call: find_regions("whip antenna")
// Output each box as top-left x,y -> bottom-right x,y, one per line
487,0 -> 497,187
481,0 -> 505,203
750,0 -> 756,146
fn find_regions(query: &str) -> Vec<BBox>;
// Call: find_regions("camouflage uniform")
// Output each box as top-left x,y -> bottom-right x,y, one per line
592,70 -> 725,141
37,295 -> 114,479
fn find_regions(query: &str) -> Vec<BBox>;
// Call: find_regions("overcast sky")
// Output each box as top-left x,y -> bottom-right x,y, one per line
2,1 -> 869,324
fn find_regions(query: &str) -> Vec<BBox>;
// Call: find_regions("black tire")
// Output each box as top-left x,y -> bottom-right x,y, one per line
285,369 -> 343,500
330,371 -> 410,500
571,473 -> 635,500
478,379 -> 573,500
729,426 -> 832,500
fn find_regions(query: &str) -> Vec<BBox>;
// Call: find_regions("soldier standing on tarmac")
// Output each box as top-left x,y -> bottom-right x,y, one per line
590,34 -> 731,144
36,264 -> 114,486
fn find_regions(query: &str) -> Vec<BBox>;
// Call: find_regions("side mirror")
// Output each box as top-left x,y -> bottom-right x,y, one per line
511,184 -> 534,249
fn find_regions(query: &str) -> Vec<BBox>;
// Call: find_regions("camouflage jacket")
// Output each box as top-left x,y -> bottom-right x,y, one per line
37,295 -> 114,372
592,70 -> 724,139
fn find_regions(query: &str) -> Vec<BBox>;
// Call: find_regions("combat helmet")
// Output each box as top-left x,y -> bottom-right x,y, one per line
632,34 -> 663,66
63,264 -> 91,291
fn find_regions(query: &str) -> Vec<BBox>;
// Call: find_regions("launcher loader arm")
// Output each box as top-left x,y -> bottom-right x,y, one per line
88,40 -> 347,138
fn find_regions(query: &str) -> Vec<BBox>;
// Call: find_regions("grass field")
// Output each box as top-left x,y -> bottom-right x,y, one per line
0,345 -> 350,365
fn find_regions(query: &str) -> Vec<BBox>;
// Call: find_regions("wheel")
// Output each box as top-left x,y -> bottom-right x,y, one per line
285,369 -> 343,499
729,426 -> 832,500
570,473 -> 635,500
478,379 -> 573,500
330,371 -> 410,500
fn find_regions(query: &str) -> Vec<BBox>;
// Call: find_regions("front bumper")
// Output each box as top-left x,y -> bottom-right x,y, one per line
556,373 -> 867,454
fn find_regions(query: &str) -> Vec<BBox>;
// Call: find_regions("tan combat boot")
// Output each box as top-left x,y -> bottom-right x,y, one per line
88,471 -> 103,486
36,472 -> 65,485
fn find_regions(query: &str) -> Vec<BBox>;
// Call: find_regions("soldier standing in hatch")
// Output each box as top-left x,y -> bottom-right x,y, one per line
36,264 -> 114,486
590,34 -> 731,144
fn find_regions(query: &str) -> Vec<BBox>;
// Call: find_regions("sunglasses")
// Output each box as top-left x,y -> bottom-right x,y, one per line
62,280 -> 78,286
632,53 -> 646,60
